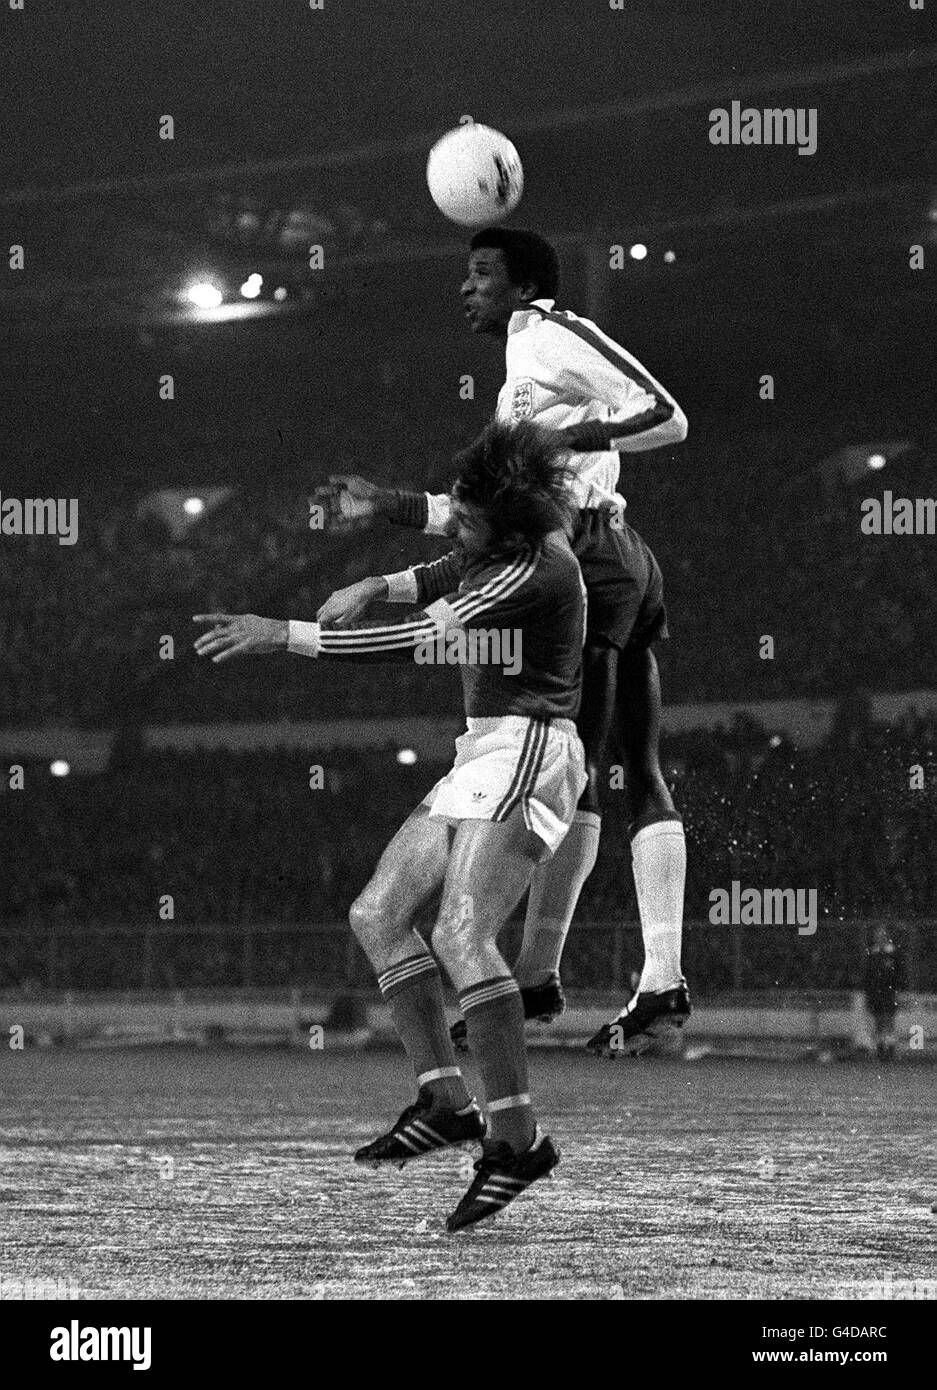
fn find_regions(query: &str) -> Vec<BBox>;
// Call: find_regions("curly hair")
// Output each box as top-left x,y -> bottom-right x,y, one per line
452,420 -> 575,551
469,227 -> 560,301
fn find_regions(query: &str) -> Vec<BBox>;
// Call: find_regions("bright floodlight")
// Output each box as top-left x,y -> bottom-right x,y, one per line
867,453 -> 887,470
183,496 -> 205,516
187,282 -> 223,309
396,748 -> 418,766
50,760 -> 70,777
768,735 -> 783,748
629,243 -> 648,260
273,286 -> 288,302
240,273 -> 263,299
663,249 -> 676,263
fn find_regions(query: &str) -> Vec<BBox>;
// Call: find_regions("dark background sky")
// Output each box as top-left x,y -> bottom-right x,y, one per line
1,0 -> 934,492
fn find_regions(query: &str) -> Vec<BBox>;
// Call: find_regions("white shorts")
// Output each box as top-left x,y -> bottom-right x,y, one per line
422,715 -> 587,857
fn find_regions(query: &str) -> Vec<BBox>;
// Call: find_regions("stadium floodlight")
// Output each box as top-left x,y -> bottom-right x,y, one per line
663,249 -> 676,263
629,243 -> 648,260
239,273 -> 263,299
50,760 -> 70,777
273,286 -> 289,302
186,281 -> 224,309
396,749 -> 418,766
183,496 -> 205,516
866,453 -> 887,470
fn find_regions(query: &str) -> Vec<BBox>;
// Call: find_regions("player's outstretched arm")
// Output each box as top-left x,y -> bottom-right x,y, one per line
194,607 -> 445,665
288,605 -> 455,664
192,614 -> 289,663
310,475 -> 449,534
316,576 -> 388,628
386,550 -> 464,606
316,548 -> 464,627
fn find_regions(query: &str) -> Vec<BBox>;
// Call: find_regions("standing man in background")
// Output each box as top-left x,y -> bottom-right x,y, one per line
864,926 -> 905,1061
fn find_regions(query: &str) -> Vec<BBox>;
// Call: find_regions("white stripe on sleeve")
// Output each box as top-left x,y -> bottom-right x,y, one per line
450,549 -> 537,624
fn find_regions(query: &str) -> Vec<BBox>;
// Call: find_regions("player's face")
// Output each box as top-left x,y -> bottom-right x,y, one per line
461,249 -> 531,335
446,498 -> 494,561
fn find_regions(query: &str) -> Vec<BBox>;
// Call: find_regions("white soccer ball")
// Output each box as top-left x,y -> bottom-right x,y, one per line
426,117 -> 523,227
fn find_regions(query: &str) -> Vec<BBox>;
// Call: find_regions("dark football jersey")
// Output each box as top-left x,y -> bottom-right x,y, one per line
314,531 -> 585,721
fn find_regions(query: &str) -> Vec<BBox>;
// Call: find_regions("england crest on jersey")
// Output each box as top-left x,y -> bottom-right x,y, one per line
510,378 -> 534,420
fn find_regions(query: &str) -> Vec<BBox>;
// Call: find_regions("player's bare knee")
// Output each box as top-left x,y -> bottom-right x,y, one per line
429,924 -> 460,978
348,893 -> 389,954
431,912 -> 477,975
626,767 -> 673,820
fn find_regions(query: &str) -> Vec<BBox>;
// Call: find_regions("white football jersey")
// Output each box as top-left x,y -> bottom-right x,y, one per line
424,297 -> 687,532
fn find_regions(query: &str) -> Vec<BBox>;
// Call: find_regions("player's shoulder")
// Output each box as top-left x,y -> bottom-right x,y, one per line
542,528 -> 581,572
530,531 -> 583,599
463,539 -> 576,599
459,545 -> 539,593
528,304 -> 621,355
456,539 -> 580,626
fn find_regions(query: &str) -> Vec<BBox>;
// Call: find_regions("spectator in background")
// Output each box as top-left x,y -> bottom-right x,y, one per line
863,926 -> 906,1061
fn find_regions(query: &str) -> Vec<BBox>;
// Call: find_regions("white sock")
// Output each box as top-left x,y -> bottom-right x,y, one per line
513,812 -> 602,988
631,819 -> 686,995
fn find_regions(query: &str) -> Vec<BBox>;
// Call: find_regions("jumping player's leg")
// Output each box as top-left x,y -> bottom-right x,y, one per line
433,808 -> 561,1230
584,642 -> 690,1055
615,643 -> 686,997
432,809 -> 546,1152
348,803 -> 470,1109
511,643 -> 610,993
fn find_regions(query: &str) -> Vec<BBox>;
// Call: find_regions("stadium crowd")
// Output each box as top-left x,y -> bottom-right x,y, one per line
4,712 -> 934,993
4,394 -> 934,994
1,418 -> 934,726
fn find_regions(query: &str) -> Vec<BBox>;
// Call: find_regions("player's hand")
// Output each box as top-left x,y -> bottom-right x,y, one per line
192,613 -> 289,663
309,474 -> 383,534
316,576 -> 387,628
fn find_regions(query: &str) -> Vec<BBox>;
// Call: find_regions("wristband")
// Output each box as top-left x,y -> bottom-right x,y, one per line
383,570 -> 418,603
287,620 -> 322,657
382,490 -> 429,529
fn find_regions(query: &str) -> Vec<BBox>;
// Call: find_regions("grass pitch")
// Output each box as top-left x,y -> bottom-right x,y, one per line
1,1047 -> 933,1299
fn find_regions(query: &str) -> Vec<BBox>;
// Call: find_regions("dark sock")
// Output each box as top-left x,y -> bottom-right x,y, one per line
377,952 -> 470,1109
459,976 -> 536,1152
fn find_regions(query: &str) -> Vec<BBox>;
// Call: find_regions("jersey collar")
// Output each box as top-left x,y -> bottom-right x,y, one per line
508,298 -> 556,334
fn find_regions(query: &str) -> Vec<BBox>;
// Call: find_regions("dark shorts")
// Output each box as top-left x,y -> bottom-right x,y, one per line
571,507 -> 669,652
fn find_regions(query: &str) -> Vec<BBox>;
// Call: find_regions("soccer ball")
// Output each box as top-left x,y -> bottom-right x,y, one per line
426,117 -> 523,227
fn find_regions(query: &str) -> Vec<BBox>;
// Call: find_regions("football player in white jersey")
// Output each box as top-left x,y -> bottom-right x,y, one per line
315,228 -> 690,1056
